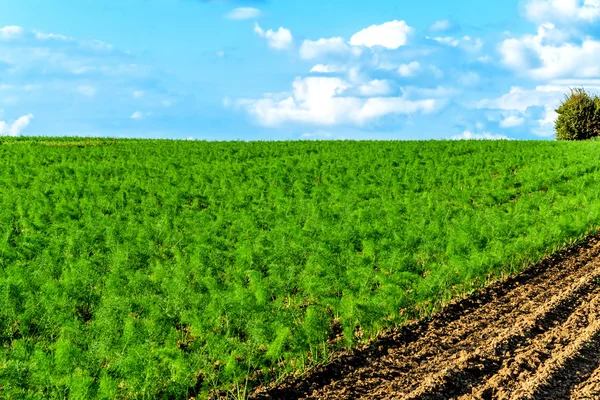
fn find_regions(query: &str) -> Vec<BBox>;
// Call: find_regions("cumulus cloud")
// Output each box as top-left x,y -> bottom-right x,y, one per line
0,26 -> 23,40
309,64 -> 346,73
451,130 -> 511,140
33,30 -> 73,41
398,61 -> 421,77
0,26 -> 137,80
460,36 -> 484,53
0,114 -> 33,136
477,86 -> 549,111
432,36 -> 460,47
349,20 -> 413,49
429,19 -> 460,33
358,79 -> 393,96
254,23 -> 293,50
499,115 -> 526,128
0,24 -> 190,138
474,84 -> 596,136
226,7 -> 262,20
236,76 -> 441,126
499,23 -> 600,79
300,37 -> 360,60
524,0 -> 600,24
233,13 -> 476,132
400,85 -> 459,100
431,35 -> 483,52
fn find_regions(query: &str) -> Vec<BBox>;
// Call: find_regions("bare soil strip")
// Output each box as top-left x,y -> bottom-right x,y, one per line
250,236 -> 600,400
570,359 -> 600,399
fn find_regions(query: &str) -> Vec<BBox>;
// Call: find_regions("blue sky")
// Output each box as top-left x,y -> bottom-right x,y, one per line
1,0 -> 599,140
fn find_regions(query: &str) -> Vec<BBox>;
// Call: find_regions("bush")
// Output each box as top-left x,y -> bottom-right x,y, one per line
555,88 -> 600,140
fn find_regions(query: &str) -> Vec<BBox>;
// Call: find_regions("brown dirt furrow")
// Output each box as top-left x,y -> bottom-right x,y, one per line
570,360 -> 600,399
299,245 -> 600,400
399,266 -> 600,400
250,236 -> 600,400
533,333 -> 600,400
510,320 -> 600,399
465,291 -> 600,399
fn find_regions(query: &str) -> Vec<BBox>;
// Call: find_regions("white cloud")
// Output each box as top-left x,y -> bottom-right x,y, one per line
538,106 -> 558,132
33,30 -> 72,41
358,97 -> 439,120
0,114 -> 33,136
500,115 -> 526,128
524,0 -> 600,24
432,35 -> 483,52
475,84 -> 586,136
429,19 -> 457,32
499,23 -> 600,79
347,67 -> 362,84
77,85 -> 97,97
299,37 -> 360,60
461,36 -> 484,52
254,23 -> 293,50
398,61 -> 421,77
226,7 -> 262,20
457,71 -> 480,86
131,111 -> 152,120
430,19 -> 451,32
237,76 -> 441,126
350,20 -> 413,49
358,79 -> 393,96
301,130 -> 334,140
400,85 -> 459,99
310,64 -> 346,73
0,26 -> 188,137
0,32 -> 133,78
32,29 -> 114,53
85,40 -> 113,51
0,26 -> 23,40
452,130 -> 511,140
476,86 -> 554,112
432,36 -> 460,47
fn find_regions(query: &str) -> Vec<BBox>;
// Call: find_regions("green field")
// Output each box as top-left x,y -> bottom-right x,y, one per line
3,137 -> 600,399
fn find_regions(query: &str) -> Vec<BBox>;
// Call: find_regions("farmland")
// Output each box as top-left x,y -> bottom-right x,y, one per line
261,236 -> 600,399
2,137 -> 600,398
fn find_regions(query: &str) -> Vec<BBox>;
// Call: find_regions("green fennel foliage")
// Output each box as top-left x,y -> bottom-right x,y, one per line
2,138 -> 600,398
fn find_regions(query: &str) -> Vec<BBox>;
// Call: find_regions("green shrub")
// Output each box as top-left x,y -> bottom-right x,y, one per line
555,88 -> 600,140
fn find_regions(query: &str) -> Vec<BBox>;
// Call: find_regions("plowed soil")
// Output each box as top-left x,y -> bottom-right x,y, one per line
250,235 -> 600,400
